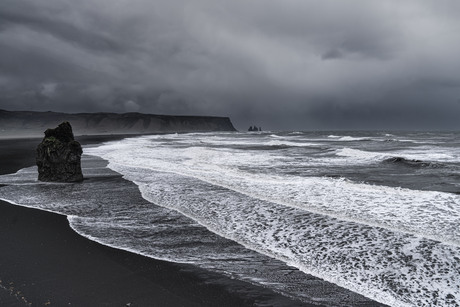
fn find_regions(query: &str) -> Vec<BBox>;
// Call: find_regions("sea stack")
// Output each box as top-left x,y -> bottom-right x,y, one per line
36,121 -> 83,182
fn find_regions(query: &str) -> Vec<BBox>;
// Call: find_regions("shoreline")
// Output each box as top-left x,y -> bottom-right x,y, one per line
0,199 -> 311,306
0,135 -> 319,307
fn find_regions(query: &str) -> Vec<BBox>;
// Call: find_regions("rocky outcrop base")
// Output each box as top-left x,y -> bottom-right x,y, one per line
36,122 -> 83,182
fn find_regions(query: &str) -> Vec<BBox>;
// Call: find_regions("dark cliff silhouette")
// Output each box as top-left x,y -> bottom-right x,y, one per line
0,110 -> 237,137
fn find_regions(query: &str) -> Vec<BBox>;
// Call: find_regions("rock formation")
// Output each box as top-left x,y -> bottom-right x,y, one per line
36,122 -> 83,182
248,126 -> 262,131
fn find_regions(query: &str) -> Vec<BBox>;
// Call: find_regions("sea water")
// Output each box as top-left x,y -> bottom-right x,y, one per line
1,131 -> 459,306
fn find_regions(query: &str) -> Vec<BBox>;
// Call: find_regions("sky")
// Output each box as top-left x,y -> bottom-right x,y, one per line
1,0 -> 460,131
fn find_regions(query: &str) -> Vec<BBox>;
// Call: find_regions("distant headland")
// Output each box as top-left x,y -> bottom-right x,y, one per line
0,109 -> 237,137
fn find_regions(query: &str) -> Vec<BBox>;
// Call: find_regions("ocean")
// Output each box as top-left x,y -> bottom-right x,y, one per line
1,131 -> 459,306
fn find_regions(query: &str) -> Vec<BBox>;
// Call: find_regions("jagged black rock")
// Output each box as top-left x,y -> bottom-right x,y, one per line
36,122 -> 83,182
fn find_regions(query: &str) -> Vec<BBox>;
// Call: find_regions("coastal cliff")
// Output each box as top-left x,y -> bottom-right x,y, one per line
0,110 -> 237,137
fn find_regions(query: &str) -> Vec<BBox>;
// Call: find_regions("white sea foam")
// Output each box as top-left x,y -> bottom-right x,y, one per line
264,140 -> 320,147
325,135 -> 370,141
177,134 -> 320,148
337,136 -> 369,141
333,147 -> 460,164
87,140 -> 460,246
83,133 -> 460,306
335,147 -> 389,162
397,147 -> 460,162
98,160 -> 460,307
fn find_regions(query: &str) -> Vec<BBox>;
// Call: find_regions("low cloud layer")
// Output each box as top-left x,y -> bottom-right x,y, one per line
1,0 -> 460,130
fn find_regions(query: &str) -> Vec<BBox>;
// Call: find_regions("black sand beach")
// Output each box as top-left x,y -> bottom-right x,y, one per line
0,136 -> 319,307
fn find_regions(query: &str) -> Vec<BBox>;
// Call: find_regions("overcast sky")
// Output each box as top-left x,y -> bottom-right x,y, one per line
1,0 -> 460,130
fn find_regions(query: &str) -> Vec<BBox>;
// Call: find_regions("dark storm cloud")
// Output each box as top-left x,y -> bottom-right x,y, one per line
1,0 -> 460,130
0,7 -> 123,53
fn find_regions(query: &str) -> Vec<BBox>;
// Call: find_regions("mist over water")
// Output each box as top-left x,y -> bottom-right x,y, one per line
1,131 -> 460,306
